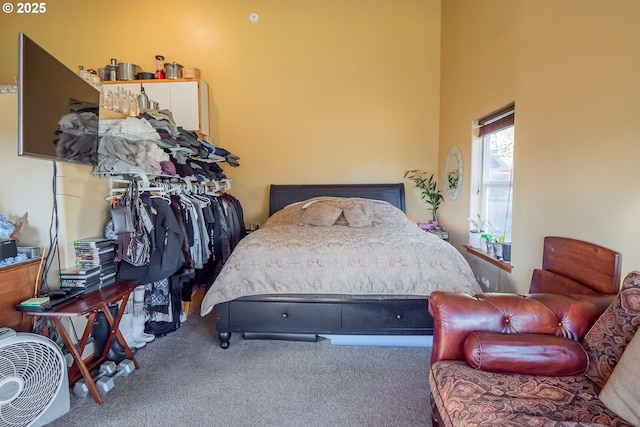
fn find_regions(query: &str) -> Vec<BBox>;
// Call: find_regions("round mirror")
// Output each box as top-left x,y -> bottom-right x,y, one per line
445,146 -> 463,200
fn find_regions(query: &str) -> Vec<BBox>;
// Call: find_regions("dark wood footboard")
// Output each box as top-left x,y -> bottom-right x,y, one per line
214,295 -> 433,349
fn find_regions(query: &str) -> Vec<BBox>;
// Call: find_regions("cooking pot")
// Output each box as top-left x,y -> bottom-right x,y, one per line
136,72 -> 155,80
116,63 -> 141,81
164,62 -> 183,79
99,65 -> 117,81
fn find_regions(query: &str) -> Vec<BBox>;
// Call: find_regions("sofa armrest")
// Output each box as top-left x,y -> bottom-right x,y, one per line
428,291 -> 614,364
464,332 -> 588,376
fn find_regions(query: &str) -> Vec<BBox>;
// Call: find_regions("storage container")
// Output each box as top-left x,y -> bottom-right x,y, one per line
164,62 -> 183,79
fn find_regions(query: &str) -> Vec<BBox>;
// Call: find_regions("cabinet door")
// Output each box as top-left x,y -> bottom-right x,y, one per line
141,83 -> 171,113
169,82 -> 200,132
0,259 -> 41,331
101,80 -> 208,135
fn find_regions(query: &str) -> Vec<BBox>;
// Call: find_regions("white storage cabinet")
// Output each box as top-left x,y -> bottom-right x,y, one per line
102,79 -> 209,135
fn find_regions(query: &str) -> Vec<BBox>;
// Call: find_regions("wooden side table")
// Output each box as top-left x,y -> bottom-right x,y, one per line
20,280 -> 140,404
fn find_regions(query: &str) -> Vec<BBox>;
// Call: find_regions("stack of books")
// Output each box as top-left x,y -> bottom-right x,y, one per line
74,237 -> 117,287
15,296 -> 51,313
59,264 -> 101,292
62,237 -> 116,290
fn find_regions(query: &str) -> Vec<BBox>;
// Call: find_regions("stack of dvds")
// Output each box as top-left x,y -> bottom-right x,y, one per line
72,237 -> 117,288
59,264 -> 101,292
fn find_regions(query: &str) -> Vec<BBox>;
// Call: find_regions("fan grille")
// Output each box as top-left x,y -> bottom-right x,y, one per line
0,338 -> 64,427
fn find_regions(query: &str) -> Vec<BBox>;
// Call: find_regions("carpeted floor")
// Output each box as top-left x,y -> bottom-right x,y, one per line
47,313 -> 432,427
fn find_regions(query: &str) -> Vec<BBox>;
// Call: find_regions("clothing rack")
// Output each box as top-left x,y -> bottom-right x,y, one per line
108,172 -> 231,198
109,173 -> 163,196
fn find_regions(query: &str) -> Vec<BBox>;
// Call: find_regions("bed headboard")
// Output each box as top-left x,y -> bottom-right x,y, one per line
269,183 -> 406,216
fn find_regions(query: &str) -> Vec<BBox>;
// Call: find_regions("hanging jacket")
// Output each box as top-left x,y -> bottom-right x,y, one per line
119,193 -> 185,283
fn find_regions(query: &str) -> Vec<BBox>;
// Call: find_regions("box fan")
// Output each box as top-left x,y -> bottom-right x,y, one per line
0,328 -> 69,426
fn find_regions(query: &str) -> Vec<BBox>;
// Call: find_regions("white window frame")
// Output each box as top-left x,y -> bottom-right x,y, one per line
470,103 -> 515,260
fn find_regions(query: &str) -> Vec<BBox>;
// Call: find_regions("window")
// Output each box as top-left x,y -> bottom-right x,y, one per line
472,103 -> 515,245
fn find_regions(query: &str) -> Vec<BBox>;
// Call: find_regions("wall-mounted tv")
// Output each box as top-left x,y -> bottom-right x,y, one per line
18,33 -> 100,166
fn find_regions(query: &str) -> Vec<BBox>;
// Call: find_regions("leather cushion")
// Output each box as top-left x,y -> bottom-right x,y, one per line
464,332 -> 589,376
428,291 -> 610,364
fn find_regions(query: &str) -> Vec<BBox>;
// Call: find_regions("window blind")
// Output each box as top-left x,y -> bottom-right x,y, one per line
478,103 -> 515,137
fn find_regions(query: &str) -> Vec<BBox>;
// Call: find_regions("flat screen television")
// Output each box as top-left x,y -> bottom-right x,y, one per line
18,33 -> 100,166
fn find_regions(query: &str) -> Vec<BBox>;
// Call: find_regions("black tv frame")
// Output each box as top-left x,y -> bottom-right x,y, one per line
17,33 -> 100,166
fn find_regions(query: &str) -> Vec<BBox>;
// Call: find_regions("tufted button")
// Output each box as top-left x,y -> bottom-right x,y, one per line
558,322 -> 563,327
282,313 -> 288,318
504,318 -> 510,323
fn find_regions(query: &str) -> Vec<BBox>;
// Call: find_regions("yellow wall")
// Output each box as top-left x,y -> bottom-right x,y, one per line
0,94 -> 109,276
5,1 -> 638,294
0,0 -> 442,231
439,0 -> 640,292
0,94 -> 55,246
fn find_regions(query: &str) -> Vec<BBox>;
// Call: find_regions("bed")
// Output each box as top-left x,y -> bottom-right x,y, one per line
200,183 -> 481,348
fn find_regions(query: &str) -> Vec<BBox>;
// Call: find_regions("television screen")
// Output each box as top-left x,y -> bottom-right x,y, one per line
18,33 -> 100,166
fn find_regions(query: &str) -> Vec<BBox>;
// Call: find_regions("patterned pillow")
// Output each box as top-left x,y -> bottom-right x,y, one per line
581,270 -> 640,388
300,202 -> 342,227
317,198 -> 376,227
342,199 -> 374,227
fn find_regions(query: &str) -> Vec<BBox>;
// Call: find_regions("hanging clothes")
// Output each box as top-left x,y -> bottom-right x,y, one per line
144,276 -> 184,337
118,192 -> 185,283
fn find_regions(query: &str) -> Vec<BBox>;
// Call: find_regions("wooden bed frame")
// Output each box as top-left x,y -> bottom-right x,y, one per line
213,183 -> 434,349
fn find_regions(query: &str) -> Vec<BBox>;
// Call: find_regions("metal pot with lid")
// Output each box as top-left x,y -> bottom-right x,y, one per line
164,62 -> 183,79
117,62 -> 141,81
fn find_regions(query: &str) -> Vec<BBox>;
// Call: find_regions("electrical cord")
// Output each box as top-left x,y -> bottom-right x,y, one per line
501,168 -> 513,245
38,161 -> 61,296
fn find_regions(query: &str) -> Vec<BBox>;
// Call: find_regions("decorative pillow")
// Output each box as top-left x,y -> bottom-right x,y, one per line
581,270 -> 640,388
599,331 -> 640,426
342,204 -> 372,228
319,198 -> 375,227
300,202 -> 342,227
464,332 -> 588,376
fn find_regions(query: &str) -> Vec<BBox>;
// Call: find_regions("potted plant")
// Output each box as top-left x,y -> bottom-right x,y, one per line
502,241 -> 512,262
494,235 -> 505,258
480,232 -> 496,255
467,214 -> 487,248
404,169 -> 444,222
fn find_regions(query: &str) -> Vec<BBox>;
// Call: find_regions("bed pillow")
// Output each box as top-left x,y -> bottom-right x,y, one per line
599,331 -> 640,426
342,199 -> 374,227
343,205 -> 370,227
464,332 -> 589,376
301,202 -> 343,227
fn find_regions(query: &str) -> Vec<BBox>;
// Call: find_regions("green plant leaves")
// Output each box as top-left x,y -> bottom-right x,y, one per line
404,169 -> 444,220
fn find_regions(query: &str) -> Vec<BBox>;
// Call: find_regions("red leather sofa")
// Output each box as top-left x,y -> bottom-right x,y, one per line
428,270 -> 640,427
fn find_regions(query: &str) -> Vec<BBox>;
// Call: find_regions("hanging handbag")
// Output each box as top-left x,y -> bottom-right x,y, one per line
114,179 -> 151,267
110,205 -> 135,234
110,184 -> 135,234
